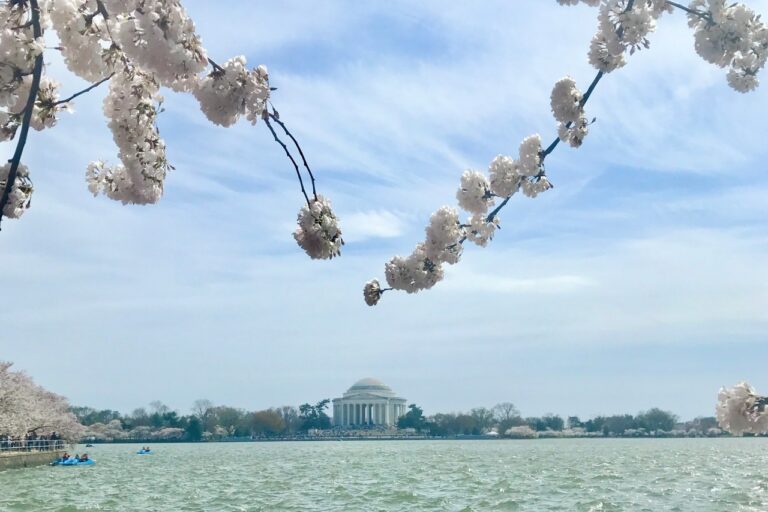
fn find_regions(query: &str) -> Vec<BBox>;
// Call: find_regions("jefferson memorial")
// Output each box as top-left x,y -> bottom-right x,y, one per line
332,378 -> 407,427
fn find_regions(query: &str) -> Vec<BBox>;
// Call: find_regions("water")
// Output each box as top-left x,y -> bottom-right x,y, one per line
1,439 -> 767,511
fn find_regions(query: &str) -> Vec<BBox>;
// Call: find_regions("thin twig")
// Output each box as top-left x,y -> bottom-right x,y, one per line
264,116 -> 311,207
269,111 -> 317,200
0,0 -> 43,230
665,1 -> 714,23
51,73 -> 114,106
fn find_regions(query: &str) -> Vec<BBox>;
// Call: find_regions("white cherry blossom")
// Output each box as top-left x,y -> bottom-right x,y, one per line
456,170 -> 494,215
716,382 -> 768,436
293,195 -> 344,260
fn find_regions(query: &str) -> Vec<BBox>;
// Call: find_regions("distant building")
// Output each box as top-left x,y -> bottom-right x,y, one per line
332,378 -> 407,428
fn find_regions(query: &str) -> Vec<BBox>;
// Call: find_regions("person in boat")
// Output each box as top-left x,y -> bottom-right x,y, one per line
73,453 -> 80,461
80,453 -> 89,462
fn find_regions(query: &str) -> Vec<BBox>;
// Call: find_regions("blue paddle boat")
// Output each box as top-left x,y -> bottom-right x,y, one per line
136,449 -> 152,454
51,457 -> 94,466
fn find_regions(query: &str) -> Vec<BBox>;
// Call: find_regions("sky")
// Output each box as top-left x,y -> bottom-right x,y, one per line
1,1 -> 767,422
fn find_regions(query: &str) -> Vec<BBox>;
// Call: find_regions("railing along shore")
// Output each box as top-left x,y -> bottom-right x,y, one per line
0,439 -> 66,455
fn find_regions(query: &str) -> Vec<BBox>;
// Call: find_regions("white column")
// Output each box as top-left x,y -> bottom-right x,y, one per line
385,400 -> 390,426
342,403 -> 346,426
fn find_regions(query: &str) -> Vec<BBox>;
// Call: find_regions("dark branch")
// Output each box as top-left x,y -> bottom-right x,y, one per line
0,0 -> 43,230
485,196 -> 511,223
665,1 -> 714,23
264,116 -> 311,206
207,57 -> 224,74
51,73 -> 114,106
269,111 -> 317,200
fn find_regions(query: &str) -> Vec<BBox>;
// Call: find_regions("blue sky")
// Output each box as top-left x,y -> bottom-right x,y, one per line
1,1 -> 767,421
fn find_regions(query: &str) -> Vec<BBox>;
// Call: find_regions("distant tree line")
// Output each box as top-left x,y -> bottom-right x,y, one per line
73,398 -> 722,442
398,403 -> 719,438
73,399 -> 332,442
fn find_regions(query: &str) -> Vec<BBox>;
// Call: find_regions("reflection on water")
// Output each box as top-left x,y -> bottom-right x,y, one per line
1,438 -> 767,511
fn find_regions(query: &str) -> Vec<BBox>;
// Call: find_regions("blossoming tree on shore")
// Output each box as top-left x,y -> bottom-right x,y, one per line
0,0 -> 343,259
0,361 -> 83,442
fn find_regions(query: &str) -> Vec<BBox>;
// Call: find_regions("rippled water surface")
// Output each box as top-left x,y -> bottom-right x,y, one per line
2,439 -> 768,511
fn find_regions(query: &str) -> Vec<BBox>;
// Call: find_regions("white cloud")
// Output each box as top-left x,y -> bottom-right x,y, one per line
443,270 -> 595,295
341,209 -> 406,242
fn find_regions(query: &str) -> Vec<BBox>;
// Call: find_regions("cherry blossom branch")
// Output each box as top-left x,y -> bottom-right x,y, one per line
268,110 -> 318,200
50,73 -> 114,106
0,0 -> 43,230
485,0 -> 635,225
264,115 -> 311,206
486,68 -> 605,224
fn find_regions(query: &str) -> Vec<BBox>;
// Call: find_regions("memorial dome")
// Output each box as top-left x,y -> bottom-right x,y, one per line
344,378 -> 396,398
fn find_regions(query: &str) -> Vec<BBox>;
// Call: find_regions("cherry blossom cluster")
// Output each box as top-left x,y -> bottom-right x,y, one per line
0,162 -> 32,218
0,1 -> 44,106
48,0 -> 115,82
687,0 -> 768,92
113,0 -> 207,92
562,1 -> 767,91
193,56 -> 270,127
0,361 -> 84,442
86,67 -> 167,204
2,0 -> 340,260
364,0 -> 766,305
716,382 -> 768,436
293,195 -> 344,260
551,77 -> 590,147
584,1 -> 672,73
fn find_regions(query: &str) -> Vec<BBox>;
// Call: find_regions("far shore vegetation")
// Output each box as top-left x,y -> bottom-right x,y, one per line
73,399 -> 729,443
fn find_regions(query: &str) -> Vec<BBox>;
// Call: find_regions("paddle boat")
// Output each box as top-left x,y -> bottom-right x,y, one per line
51,457 -> 94,466
136,449 -> 152,454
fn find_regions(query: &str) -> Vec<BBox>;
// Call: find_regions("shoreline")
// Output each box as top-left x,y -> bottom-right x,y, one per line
0,450 -> 64,471
78,433 -> 743,445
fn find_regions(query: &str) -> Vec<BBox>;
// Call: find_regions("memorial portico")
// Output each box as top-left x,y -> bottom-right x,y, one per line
332,378 -> 407,427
